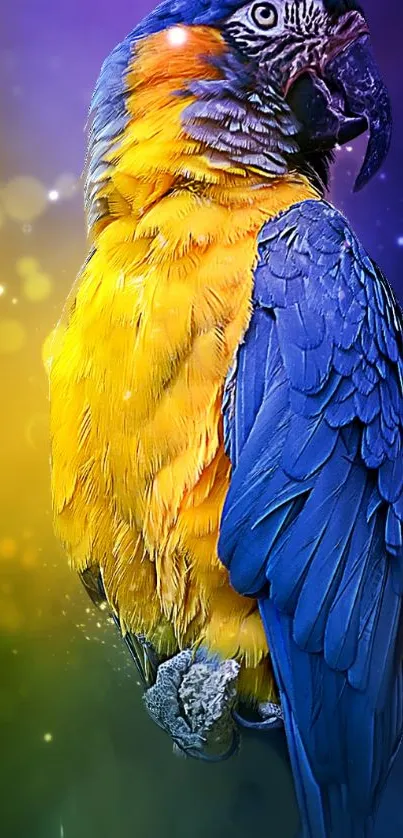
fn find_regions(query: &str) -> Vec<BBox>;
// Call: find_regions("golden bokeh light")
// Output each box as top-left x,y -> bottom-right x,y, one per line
0,318 -> 26,353
22,272 -> 53,302
2,176 -> 48,222
20,546 -> 39,568
0,537 -> 18,561
16,256 -> 40,277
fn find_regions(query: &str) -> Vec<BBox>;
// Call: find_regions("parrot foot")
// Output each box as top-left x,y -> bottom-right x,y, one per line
233,699 -> 284,731
144,649 -> 241,762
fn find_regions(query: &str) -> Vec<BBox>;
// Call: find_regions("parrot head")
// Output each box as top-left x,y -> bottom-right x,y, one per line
221,0 -> 391,190
92,0 -> 391,198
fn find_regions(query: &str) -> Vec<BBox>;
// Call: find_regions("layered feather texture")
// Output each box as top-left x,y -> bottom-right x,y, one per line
220,199 -> 403,835
45,25 -> 317,701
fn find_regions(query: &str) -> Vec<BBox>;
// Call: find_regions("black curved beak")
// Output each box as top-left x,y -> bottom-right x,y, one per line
286,33 -> 392,191
324,35 -> 392,191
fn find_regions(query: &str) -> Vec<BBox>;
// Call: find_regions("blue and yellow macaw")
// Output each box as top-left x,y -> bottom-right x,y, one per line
45,0 -> 403,834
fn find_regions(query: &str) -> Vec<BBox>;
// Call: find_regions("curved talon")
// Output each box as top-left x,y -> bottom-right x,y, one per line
180,725 -> 241,763
233,709 -> 283,731
234,700 -> 284,731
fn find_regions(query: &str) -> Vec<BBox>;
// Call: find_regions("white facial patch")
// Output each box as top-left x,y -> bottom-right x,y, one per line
226,0 -> 327,38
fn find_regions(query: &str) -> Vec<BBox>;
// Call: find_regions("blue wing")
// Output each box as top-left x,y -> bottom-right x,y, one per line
219,200 -> 403,838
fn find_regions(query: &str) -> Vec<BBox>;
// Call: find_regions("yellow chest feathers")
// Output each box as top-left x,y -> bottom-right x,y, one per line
46,26 -> 317,691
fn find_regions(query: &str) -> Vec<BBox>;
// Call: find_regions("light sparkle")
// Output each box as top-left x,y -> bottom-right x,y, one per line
167,26 -> 187,47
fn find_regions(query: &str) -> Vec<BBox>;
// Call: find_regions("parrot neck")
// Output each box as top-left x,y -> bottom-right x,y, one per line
86,25 -> 319,239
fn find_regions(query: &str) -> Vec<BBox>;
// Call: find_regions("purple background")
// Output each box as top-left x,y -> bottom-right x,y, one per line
2,0 -> 403,297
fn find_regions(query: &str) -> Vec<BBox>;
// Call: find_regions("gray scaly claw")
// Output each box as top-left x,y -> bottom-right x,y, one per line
144,650 -> 240,761
144,651 -> 204,752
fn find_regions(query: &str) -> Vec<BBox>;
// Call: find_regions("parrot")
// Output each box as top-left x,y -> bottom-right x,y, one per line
44,0 -> 403,835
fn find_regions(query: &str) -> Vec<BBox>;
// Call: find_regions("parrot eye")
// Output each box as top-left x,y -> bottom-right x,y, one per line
250,2 -> 278,29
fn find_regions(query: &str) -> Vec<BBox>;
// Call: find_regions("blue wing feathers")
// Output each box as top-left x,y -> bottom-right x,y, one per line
292,464 -> 368,653
219,199 -> 403,836
282,413 -> 337,478
324,486 -> 377,671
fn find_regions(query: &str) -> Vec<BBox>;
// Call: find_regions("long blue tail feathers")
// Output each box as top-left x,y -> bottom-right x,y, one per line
259,597 -> 392,838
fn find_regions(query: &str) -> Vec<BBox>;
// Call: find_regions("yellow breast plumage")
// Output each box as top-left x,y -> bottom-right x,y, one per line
45,25 -> 317,701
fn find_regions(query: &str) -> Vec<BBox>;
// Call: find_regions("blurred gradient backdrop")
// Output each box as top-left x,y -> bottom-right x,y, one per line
1,2 -> 402,837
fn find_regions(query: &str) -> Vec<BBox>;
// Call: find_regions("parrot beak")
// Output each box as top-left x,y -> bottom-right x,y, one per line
324,35 -> 392,190
285,14 -> 392,191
